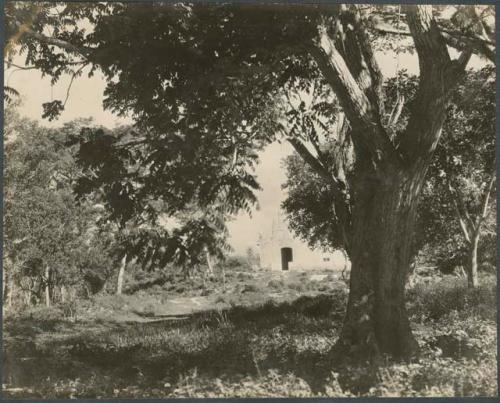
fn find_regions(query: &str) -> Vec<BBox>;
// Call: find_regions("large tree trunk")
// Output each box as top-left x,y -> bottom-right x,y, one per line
467,232 -> 480,289
116,255 -> 126,295
304,5 -> 470,361
335,161 -> 426,360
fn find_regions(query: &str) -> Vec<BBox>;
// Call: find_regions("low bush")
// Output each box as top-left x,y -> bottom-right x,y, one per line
200,288 -> 213,297
132,302 -> 157,317
267,279 -> 285,291
27,305 -> 64,322
214,295 -> 227,304
59,299 -> 78,320
407,275 -> 496,321
288,282 -> 306,292
242,284 -> 259,293
237,272 -> 254,281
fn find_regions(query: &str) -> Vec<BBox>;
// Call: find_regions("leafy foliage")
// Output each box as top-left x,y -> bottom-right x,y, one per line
417,66 -> 496,270
3,109 -> 116,303
282,154 -> 341,251
5,3 -> 495,266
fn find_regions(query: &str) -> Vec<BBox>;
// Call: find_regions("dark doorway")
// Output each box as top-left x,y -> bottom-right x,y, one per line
281,247 -> 293,271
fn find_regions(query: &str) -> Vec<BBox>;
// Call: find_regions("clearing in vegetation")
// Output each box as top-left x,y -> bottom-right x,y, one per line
3,270 -> 496,398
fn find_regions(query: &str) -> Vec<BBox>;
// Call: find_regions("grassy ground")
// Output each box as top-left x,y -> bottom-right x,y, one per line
2,271 -> 497,398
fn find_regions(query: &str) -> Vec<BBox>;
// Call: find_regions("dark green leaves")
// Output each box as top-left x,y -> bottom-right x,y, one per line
41,100 -> 64,121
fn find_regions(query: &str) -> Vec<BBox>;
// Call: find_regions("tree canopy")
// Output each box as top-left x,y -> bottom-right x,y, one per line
417,66 -> 496,282
3,110 -> 116,303
5,3 -> 494,258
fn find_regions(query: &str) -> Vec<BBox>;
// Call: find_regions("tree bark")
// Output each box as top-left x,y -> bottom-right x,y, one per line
335,159 -> 426,361
116,255 -> 126,295
45,266 -> 51,308
467,231 -> 480,288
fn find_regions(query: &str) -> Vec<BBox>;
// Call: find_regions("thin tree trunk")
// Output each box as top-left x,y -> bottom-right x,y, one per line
3,257 -> 14,309
205,247 -> 214,275
8,279 -> 14,308
61,285 -> 66,303
3,266 -> 10,309
467,232 -> 480,288
45,266 -> 51,307
2,263 -> 6,304
117,255 -> 126,295
26,287 -> 32,306
222,265 -> 226,292
340,249 -> 349,284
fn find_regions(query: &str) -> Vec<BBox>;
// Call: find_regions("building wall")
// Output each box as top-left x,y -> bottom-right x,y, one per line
258,212 -> 349,272
259,235 -> 347,272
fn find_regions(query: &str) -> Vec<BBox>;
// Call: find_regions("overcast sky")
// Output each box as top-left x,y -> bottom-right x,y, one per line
5,33 -> 486,254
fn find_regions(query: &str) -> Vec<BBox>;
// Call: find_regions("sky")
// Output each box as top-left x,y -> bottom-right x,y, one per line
5,26 -> 487,255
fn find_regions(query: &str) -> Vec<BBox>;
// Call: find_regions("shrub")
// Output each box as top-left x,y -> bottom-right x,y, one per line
267,279 -> 285,290
133,302 -> 157,317
237,272 -> 254,281
242,284 -> 259,293
59,299 -> 78,320
29,305 -> 64,322
91,294 -> 127,311
406,275 -> 495,321
214,295 -> 227,304
222,256 -> 252,271
288,282 -> 306,292
200,288 -> 213,297
317,283 -> 332,292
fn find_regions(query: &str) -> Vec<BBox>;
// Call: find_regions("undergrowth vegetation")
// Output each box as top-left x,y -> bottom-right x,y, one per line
2,273 -> 497,398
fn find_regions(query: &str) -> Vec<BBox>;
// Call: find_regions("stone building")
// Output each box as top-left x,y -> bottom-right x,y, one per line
257,211 -> 348,272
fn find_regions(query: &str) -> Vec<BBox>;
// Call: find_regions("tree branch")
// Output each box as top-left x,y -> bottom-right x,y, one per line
407,5 -> 452,73
479,174 -> 495,222
19,26 -> 94,59
4,61 -> 38,71
287,136 -> 352,250
370,14 -> 495,63
399,5 -> 455,164
307,24 -> 401,165
308,26 -> 376,131
449,184 -> 476,237
388,94 -> 405,128
349,7 -> 384,111
456,211 -> 472,244
63,64 -> 88,107
287,137 -> 331,183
